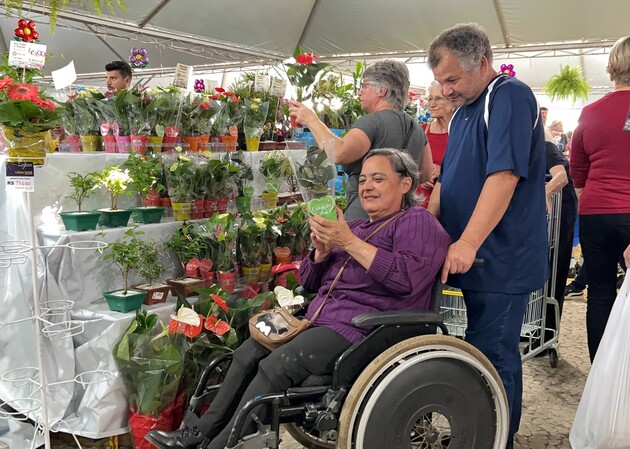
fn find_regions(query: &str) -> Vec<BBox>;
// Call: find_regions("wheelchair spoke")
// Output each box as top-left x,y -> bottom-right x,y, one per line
410,412 -> 451,449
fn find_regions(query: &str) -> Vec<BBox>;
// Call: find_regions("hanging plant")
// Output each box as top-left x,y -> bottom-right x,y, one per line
542,65 -> 591,103
1,0 -> 127,34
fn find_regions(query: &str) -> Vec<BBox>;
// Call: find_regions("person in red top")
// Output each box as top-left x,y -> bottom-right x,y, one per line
570,35 -> 630,362
417,81 -> 455,207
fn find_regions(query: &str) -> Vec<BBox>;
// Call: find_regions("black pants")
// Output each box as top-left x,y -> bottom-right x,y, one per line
580,213 -> 630,362
544,222 -> 575,336
189,326 -> 352,449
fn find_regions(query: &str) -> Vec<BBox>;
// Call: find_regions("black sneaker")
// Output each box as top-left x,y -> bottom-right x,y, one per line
564,283 -> 584,299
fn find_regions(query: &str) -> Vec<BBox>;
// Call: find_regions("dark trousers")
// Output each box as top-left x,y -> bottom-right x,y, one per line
579,213 -> 630,362
462,290 -> 530,449
190,327 -> 352,449
544,222 -> 575,336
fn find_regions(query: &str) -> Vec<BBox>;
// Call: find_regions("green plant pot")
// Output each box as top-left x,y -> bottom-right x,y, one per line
59,211 -> 101,232
235,196 -> 252,214
103,289 -> 147,313
98,209 -> 133,228
131,206 -> 165,224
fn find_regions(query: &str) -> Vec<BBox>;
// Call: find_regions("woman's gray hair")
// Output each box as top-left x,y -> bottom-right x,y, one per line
363,60 -> 410,110
607,36 -> 630,86
364,148 -> 420,209
427,23 -> 493,72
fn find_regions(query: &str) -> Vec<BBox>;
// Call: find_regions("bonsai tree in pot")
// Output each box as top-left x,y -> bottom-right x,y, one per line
133,239 -> 171,305
60,171 -> 102,231
121,153 -> 166,223
94,165 -> 134,227
100,227 -> 149,312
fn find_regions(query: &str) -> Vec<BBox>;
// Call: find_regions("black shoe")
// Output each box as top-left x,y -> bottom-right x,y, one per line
564,283 -> 584,299
617,274 -> 625,289
145,428 -> 204,449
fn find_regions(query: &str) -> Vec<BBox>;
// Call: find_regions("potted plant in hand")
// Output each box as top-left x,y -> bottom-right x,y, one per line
285,48 -> 329,128
260,150 -> 291,209
132,239 -> 171,305
95,165 -> 134,227
122,153 -> 166,223
289,146 -> 337,220
59,171 -> 102,231
100,227 -> 149,312
231,151 -> 254,214
165,222 -> 206,297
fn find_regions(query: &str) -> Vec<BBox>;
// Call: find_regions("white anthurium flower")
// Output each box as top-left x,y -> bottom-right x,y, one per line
274,286 -> 305,308
170,306 -> 200,326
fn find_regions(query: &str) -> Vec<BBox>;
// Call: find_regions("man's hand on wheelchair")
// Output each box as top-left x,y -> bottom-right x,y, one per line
441,239 -> 478,283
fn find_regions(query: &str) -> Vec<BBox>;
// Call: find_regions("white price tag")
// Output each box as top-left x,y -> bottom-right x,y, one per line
269,77 -> 287,97
173,63 -> 192,89
153,291 -> 165,300
8,41 -> 47,69
5,162 -> 35,192
254,74 -> 271,92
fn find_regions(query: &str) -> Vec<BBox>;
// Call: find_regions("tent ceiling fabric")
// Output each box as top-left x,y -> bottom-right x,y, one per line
1,0 -> 627,89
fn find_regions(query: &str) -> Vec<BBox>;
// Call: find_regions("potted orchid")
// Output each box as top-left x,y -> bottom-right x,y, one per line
95,165 -> 134,227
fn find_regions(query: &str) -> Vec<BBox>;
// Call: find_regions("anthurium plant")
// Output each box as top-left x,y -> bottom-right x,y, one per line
121,153 -> 165,197
285,47 -> 330,102
260,150 -> 292,193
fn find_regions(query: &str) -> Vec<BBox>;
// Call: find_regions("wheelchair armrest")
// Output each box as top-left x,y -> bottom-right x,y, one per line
352,310 -> 443,328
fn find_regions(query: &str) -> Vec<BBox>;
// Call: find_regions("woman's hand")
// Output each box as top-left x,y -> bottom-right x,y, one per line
288,100 -> 319,128
309,207 -> 356,251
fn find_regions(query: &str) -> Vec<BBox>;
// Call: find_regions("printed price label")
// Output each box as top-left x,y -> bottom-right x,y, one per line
153,292 -> 165,300
6,162 -> 35,192
254,74 -> 271,92
8,41 -> 47,69
269,77 -> 287,97
173,63 -> 192,89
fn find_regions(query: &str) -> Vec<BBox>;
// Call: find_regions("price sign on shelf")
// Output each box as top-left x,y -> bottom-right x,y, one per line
254,73 -> 271,92
269,77 -> 287,97
173,63 -> 192,89
5,162 -> 35,192
8,40 -> 47,70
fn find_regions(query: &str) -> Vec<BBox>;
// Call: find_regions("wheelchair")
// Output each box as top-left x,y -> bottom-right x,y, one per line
184,281 -> 509,449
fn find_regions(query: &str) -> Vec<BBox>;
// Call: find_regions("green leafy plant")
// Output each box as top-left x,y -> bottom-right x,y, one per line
65,171 -> 98,212
285,47 -> 330,101
542,65 -> 591,103
163,152 -> 195,203
199,213 -> 237,272
291,147 -> 336,199
205,159 -> 239,199
166,222 -> 206,272
121,153 -> 165,197
113,309 -> 184,417
260,150 -> 292,193
100,227 -> 151,295
230,151 -> 254,197
137,239 -> 164,287
95,165 -> 132,210
237,214 -> 265,267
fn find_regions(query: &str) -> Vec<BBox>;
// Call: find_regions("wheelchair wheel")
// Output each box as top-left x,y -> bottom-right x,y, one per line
337,335 -> 509,449
285,423 -> 335,449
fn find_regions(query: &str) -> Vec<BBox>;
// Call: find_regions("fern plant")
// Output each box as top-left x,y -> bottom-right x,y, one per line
542,65 -> 591,103
1,0 -> 127,34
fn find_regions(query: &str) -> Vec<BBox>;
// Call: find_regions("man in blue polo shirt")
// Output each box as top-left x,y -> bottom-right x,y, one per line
427,23 -> 548,449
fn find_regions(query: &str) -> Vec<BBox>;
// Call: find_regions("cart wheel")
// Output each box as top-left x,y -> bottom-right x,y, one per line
548,348 -> 559,368
284,423 -> 335,449
337,335 -> 509,449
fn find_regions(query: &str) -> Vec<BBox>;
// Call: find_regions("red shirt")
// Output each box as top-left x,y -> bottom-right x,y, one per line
570,90 -> 630,215
417,126 -> 448,207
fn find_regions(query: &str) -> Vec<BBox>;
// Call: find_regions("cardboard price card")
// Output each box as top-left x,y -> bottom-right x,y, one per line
5,162 -> 35,192
254,73 -> 271,92
8,41 -> 47,70
173,63 -> 192,89
269,77 -> 287,97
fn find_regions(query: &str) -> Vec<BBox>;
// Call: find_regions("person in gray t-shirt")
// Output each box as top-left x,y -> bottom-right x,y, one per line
289,60 -> 431,220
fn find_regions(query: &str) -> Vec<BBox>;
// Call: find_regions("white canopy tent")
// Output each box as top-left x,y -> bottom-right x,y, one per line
1,0 -> 628,129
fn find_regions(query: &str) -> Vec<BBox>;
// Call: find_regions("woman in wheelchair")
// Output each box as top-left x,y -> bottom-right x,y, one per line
146,148 -> 451,449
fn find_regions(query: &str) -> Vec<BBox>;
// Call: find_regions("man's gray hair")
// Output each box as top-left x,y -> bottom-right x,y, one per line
427,23 -> 493,72
363,60 -> 410,110
364,148 -> 420,209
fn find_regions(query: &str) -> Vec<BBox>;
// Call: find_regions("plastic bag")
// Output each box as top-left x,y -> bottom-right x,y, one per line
570,270 -> 630,449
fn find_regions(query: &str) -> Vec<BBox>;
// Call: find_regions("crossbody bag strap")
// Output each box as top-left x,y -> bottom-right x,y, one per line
308,210 -> 406,323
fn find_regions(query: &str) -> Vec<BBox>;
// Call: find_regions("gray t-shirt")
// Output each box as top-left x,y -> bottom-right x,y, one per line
343,109 -> 428,220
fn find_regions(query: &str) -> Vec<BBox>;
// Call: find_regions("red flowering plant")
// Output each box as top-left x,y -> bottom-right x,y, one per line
285,47 -> 330,102
168,284 -> 273,395
0,53 -> 60,134
208,87 -> 244,136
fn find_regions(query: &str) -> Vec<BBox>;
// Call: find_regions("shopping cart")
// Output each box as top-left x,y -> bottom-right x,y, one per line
434,190 -> 562,368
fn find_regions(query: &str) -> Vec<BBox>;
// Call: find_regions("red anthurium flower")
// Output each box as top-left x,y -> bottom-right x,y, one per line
7,83 -> 39,101
204,315 -> 231,336
215,87 -> 225,93
0,76 -> 13,90
210,294 -> 229,312
296,52 -> 316,65
168,308 -> 204,338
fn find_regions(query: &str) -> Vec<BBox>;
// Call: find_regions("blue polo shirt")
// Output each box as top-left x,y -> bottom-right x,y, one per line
439,75 -> 549,294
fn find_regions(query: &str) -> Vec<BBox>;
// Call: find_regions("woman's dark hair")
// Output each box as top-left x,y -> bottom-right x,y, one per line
105,60 -> 133,79
364,148 -> 420,209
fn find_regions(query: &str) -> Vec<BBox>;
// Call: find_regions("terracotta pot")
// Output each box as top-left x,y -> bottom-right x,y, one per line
197,135 -> 210,151
133,283 -> 171,305
182,135 -> 200,152
166,277 -> 204,297
219,135 -> 237,152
